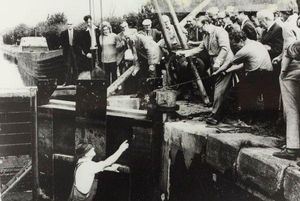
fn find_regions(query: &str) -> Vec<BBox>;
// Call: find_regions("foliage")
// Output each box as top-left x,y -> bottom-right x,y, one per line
2,12 -> 67,49
102,16 -> 123,34
46,13 -> 67,26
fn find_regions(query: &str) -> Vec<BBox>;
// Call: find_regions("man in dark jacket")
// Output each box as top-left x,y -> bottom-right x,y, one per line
78,15 -> 100,71
237,12 -> 257,40
60,22 -> 80,85
257,9 -> 284,117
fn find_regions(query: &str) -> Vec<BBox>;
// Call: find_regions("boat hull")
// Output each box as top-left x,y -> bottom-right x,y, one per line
16,49 -> 66,86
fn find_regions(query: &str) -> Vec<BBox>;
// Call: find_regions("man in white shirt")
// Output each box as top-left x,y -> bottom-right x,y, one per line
78,15 -> 100,71
68,140 -> 129,201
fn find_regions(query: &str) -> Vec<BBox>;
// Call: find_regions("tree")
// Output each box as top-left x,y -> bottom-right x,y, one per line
46,13 -> 67,26
35,13 -> 68,50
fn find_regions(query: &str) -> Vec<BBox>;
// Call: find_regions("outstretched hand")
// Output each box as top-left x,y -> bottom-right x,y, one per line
104,164 -> 121,172
119,140 -> 129,152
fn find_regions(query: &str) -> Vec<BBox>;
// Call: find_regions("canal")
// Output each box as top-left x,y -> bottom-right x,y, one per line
0,50 -> 25,89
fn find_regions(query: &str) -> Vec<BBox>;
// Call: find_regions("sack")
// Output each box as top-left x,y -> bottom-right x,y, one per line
124,49 -> 134,61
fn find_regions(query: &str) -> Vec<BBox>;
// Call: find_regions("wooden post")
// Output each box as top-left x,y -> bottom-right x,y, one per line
179,0 -> 212,26
107,65 -> 137,97
152,0 -> 172,51
30,88 -> 39,201
164,0 -> 210,104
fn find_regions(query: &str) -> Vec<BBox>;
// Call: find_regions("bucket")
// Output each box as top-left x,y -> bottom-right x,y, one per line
155,89 -> 177,107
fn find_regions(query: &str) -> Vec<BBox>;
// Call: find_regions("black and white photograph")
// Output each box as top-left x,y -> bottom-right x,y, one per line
0,0 -> 300,200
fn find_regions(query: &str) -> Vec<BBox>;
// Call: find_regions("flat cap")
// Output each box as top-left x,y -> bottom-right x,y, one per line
142,19 -> 152,25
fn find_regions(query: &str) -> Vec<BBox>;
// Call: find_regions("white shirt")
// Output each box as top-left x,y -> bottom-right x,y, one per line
86,25 -> 98,50
68,29 -> 73,46
75,158 -> 105,194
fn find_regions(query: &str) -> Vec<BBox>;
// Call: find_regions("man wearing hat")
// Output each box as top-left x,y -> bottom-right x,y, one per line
138,19 -> 161,42
68,140 -> 129,201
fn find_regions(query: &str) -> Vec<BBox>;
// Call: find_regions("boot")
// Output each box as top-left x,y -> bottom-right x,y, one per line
273,149 -> 300,160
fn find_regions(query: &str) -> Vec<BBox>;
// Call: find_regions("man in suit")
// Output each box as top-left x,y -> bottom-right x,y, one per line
257,9 -> 284,118
60,21 -> 79,85
237,12 -> 257,40
78,15 -> 100,71
138,19 -> 161,43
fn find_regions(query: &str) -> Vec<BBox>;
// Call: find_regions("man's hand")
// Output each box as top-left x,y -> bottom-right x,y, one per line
176,50 -> 186,57
264,45 -> 271,51
118,140 -> 129,152
272,57 -> 281,65
132,66 -> 140,76
212,64 -> 220,73
86,53 -> 92,59
104,164 -> 121,172
149,65 -> 155,72
212,70 -> 226,77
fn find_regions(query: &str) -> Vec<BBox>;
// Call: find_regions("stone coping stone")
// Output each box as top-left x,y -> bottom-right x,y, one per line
206,133 -> 280,173
237,147 -> 296,196
283,167 -> 300,201
164,120 -> 222,168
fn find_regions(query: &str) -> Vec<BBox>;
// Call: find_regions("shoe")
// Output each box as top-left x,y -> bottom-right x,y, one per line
206,117 -> 219,125
297,161 -> 300,167
273,149 -> 299,160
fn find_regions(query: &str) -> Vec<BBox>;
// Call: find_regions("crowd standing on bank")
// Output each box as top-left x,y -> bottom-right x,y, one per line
60,2 -> 300,161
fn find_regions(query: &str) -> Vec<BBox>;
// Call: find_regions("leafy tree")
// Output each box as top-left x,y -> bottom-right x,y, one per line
46,13 -> 67,26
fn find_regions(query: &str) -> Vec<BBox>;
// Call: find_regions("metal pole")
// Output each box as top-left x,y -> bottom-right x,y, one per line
89,0 -> 92,16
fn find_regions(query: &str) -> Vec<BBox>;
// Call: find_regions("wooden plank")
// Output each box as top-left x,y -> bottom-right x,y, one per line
0,111 -> 32,123
0,133 -> 31,145
107,65 -> 136,97
0,122 -> 32,134
0,102 -> 31,112
0,143 -> 31,156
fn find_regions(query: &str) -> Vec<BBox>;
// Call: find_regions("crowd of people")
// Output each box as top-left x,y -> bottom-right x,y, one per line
178,5 -> 300,161
60,3 -> 300,161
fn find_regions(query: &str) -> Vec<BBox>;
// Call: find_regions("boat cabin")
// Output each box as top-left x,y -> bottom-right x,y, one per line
19,37 -> 49,52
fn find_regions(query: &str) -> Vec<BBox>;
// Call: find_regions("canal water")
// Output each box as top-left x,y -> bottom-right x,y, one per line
0,50 -> 25,89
